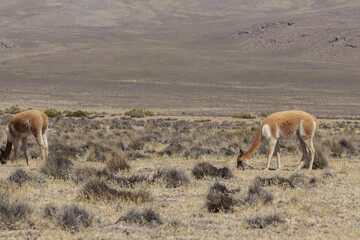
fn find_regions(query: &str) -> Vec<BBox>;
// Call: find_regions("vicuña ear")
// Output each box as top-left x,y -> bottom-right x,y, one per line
239,148 -> 244,156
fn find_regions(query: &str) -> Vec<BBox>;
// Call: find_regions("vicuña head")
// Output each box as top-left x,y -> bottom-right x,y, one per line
236,110 -> 318,171
0,110 -> 49,165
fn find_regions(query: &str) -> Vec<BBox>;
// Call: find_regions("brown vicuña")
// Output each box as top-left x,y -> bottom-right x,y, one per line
237,110 -> 318,170
0,110 -> 49,165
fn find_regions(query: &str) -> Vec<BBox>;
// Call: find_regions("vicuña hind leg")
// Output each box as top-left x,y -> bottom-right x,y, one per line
21,137 -> 29,165
265,138 -> 277,170
274,141 -> 281,170
297,138 -> 307,170
42,130 -> 49,158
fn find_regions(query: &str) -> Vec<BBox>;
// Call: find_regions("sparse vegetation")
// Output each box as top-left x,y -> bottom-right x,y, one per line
232,113 -> 256,119
56,205 -> 93,231
7,169 -> 32,186
124,108 -> 154,118
247,213 -> 284,228
106,149 -> 130,172
206,182 -> 238,213
118,208 -> 162,226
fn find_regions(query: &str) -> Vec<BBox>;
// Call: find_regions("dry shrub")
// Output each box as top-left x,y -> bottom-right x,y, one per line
192,162 -> 232,179
0,194 -> 32,229
41,155 -> 73,180
206,182 -> 237,213
247,213 -> 284,228
254,176 -> 294,189
289,173 -> 317,188
161,143 -> 184,156
70,167 -> 97,184
81,180 -> 120,201
7,169 -> 32,186
107,149 -> 130,173
118,208 -> 162,226
81,180 -> 151,203
114,174 -> 149,187
57,205 -> 93,231
151,168 -> 189,188
339,138 -> 356,154
245,183 -> 273,205
44,204 -> 58,219
303,142 -> 328,169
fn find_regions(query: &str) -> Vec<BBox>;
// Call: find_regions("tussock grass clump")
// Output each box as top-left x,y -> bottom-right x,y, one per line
303,142 -> 329,169
161,143 -> 184,156
114,174 -> 149,187
118,208 -> 162,226
70,167 -> 97,184
41,155 -> 73,180
247,213 -> 284,229
206,182 -> 237,213
7,169 -> 32,186
151,168 -> 189,188
0,194 -> 32,229
81,180 -> 152,203
57,205 -> 93,231
44,204 -> 58,219
245,183 -> 273,205
192,162 -> 232,179
107,149 -> 130,173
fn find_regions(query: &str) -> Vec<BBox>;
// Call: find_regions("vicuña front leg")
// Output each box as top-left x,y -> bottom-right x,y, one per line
274,142 -> 281,170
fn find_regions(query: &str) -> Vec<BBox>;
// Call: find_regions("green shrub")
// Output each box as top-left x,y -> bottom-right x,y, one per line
232,114 -> 256,119
44,109 -> 63,117
66,110 -> 88,117
124,108 -> 154,118
5,105 -> 21,114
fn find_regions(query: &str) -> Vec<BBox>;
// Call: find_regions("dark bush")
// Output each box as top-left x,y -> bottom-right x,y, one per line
151,168 -> 189,188
7,169 -> 32,186
192,162 -> 232,179
206,182 -> 238,213
57,205 -> 93,231
81,180 -> 152,203
118,208 -> 162,226
44,204 -> 57,219
247,213 -> 283,228
41,155 -> 73,180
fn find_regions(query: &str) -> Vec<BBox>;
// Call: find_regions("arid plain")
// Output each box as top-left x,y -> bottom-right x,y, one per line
0,0 -> 360,239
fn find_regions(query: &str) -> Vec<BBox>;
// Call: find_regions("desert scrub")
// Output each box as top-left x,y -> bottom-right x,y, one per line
0,194 -> 32,229
44,108 -> 62,117
5,105 -> 21,114
118,208 -> 162,226
232,113 -> 256,119
124,108 -> 154,118
56,205 -> 93,231
192,162 -> 232,179
206,182 -> 238,213
66,110 -> 88,117
7,169 -> 32,186
106,149 -> 130,173
247,213 -> 284,228
151,168 -> 190,188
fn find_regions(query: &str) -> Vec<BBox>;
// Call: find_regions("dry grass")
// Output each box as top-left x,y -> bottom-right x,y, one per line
41,155 -> 73,180
0,115 -> 359,239
192,162 -> 232,179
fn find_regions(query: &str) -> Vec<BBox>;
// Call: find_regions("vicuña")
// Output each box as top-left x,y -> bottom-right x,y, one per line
237,110 -> 318,170
0,110 -> 49,164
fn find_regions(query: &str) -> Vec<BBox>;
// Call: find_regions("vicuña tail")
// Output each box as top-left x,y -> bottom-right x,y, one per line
243,127 -> 263,159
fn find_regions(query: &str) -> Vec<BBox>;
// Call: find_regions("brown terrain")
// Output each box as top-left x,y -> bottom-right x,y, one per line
0,0 -> 359,116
